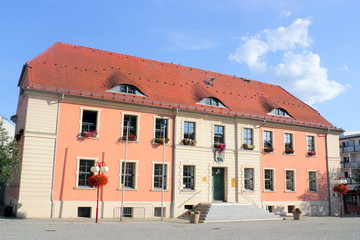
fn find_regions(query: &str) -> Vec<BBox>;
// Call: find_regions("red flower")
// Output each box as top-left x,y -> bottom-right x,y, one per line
333,184 -> 348,194
88,174 -> 108,187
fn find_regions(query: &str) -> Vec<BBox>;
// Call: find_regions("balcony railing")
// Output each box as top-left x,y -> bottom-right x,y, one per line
342,162 -> 360,168
340,145 -> 360,153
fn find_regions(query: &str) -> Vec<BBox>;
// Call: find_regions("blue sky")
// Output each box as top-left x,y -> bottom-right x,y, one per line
1,0 -> 359,131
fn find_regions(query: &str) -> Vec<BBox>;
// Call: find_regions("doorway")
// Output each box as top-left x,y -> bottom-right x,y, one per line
212,168 -> 225,201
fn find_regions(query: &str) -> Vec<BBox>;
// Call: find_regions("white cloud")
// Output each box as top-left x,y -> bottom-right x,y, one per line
336,64 -> 349,71
229,18 -> 346,105
280,10 -> 291,18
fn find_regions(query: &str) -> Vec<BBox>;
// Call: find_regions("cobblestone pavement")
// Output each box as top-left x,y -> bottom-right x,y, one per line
1,216 -> 359,240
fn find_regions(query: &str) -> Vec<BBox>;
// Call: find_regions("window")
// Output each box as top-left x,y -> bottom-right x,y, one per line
155,118 -> 168,139
78,159 -> 95,187
153,164 -> 167,189
288,205 -> 295,213
269,108 -> 291,117
306,135 -> 315,152
197,97 -> 226,108
263,131 -> 273,148
121,162 -> 136,189
108,84 -> 146,96
183,166 -> 195,190
244,168 -> 254,190
81,110 -> 98,133
214,125 -> 224,143
264,169 -> 274,191
286,170 -> 295,191
243,128 -> 253,146
309,171 -> 317,192
267,206 -> 274,213
123,115 -> 138,138
154,207 -> 166,217
284,133 -> 293,149
184,122 -> 195,140
123,207 -> 133,217
78,207 -> 91,218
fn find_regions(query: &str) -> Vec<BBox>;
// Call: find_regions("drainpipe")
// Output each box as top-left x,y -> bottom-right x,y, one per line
50,93 -> 64,218
234,117 -> 239,202
170,108 -> 178,218
324,129 -> 332,216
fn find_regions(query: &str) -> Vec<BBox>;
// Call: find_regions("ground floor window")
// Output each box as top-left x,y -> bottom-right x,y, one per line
78,159 -> 95,187
121,162 -> 136,189
153,164 -> 167,189
264,169 -> 274,191
183,165 -> 195,190
154,207 -> 166,217
244,168 -> 254,190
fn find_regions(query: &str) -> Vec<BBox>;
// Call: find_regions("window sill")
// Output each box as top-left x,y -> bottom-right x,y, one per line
264,190 -> 275,192
285,190 -> 296,193
181,189 -> 196,192
117,188 -> 137,191
74,187 -> 96,190
77,136 -> 99,140
243,189 -> 255,192
151,189 -> 169,192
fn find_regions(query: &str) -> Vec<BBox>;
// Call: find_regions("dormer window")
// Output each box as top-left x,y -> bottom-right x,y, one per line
198,97 -> 226,108
107,84 -> 146,97
269,108 -> 292,117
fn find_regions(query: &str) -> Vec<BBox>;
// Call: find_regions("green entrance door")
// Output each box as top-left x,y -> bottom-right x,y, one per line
212,168 -> 225,201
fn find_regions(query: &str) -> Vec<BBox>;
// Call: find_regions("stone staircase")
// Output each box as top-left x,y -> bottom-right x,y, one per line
195,202 -> 281,223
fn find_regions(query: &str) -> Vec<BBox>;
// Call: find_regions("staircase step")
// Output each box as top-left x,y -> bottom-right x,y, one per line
195,202 -> 281,223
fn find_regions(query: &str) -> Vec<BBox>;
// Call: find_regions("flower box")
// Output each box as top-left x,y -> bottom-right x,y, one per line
293,208 -> 301,220
285,148 -> 294,154
182,138 -> 197,146
154,137 -> 169,145
81,130 -> 98,138
189,209 -> 200,223
264,147 -> 274,153
307,151 -> 316,156
242,143 -> 255,150
120,134 -> 137,141
214,143 -> 226,151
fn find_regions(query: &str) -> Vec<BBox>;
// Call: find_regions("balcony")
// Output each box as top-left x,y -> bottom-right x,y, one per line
342,162 -> 360,168
340,145 -> 360,153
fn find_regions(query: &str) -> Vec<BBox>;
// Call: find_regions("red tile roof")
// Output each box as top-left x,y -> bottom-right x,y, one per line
21,42 -> 340,131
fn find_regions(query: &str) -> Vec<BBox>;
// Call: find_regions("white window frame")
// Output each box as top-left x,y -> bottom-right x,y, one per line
121,112 -> 140,141
244,168 -> 254,191
306,134 -> 316,153
263,130 -> 274,151
243,128 -> 254,146
308,170 -> 318,192
153,116 -> 171,140
182,165 -> 196,190
119,159 -> 139,190
152,162 -> 169,191
264,168 -> 275,192
79,107 -> 101,138
75,157 -> 98,189
285,169 -> 296,192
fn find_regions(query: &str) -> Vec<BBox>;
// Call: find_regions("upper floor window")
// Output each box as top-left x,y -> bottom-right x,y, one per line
121,162 -> 136,189
263,130 -> 274,152
81,110 -> 98,132
306,135 -> 315,154
284,133 -> 294,154
153,164 -> 167,190
197,97 -> 226,108
214,125 -> 224,143
122,115 -> 138,141
264,169 -> 274,191
184,122 -> 195,140
286,170 -> 295,191
108,84 -> 146,96
155,118 -> 168,139
269,108 -> 292,117
309,171 -> 317,192
243,128 -> 253,145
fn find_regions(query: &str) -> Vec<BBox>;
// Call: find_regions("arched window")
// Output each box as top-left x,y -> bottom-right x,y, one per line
269,108 -> 292,117
107,84 -> 146,97
197,97 -> 226,108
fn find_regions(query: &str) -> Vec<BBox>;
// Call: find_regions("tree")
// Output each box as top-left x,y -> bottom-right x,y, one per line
0,121 -> 19,185
352,169 -> 360,194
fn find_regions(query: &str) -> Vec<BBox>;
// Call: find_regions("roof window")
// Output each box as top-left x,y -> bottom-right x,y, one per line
107,84 -> 146,97
268,108 -> 292,117
197,97 -> 226,108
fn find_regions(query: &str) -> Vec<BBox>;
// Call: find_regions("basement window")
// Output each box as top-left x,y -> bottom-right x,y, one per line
78,207 -> 91,218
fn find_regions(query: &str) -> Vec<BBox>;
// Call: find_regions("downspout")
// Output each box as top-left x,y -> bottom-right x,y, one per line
234,116 -> 239,202
325,129 -> 332,216
50,93 -> 64,218
170,108 -> 178,218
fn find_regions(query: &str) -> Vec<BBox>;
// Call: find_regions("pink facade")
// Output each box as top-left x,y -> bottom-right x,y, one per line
261,127 -> 329,202
53,102 -> 173,203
